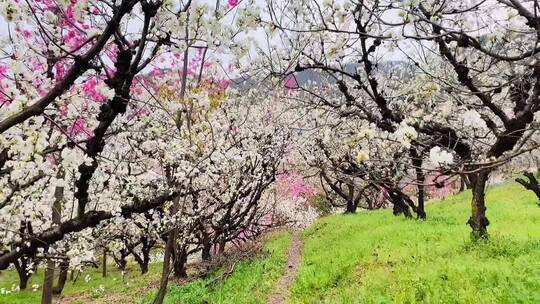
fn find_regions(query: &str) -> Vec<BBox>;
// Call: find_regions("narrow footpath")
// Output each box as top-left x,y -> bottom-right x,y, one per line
268,231 -> 303,304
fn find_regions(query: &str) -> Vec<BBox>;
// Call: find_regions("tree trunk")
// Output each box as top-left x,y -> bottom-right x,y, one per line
41,259 -> 55,304
113,248 -> 129,270
140,260 -> 149,275
117,257 -> 127,270
153,191 -> 181,304
415,168 -> 426,220
392,199 -> 412,218
46,169 -> 65,298
468,171 -> 490,239
132,248 -> 150,275
411,148 -> 426,219
18,270 -> 30,290
130,238 -> 153,275
201,239 -> 212,262
459,174 -> 472,192
173,245 -> 188,278
217,236 -> 226,255
345,200 -> 357,213
390,192 -> 412,218
366,196 -> 373,209
102,248 -> 107,278
53,260 -> 69,295
459,175 -> 466,192
141,247 -> 151,274
14,259 -> 30,290
153,228 -> 176,304
387,187 -> 412,218
344,184 -> 357,213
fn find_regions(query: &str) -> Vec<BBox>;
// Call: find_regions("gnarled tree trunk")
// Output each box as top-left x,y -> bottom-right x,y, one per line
344,184 -> 357,213
41,259 -> 55,304
459,174 -> 472,192
414,162 -> 426,220
201,233 -> 212,262
13,258 -> 32,290
217,236 -> 226,255
410,147 -> 426,219
43,170 -> 64,302
153,227 -> 176,304
52,260 -> 69,294
153,192 -> 181,304
345,200 -> 356,213
112,247 -> 129,271
468,171 -> 490,239
141,244 -> 151,274
131,240 -> 152,275
173,245 -> 188,278
102,248 -> 107,278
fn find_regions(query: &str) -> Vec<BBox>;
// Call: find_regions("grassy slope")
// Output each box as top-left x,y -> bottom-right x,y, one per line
1,183 -> 539,304
0,263 -> 161,304
289,182 -> 540,303
138,230 -> 291,304
0,230 -> 290,304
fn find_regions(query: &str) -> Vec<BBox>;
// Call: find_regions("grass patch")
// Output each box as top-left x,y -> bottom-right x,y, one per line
0,262 -> 161,304
138,230 -> 291,304
2,182 -> 539,303
288,182 -> 540,303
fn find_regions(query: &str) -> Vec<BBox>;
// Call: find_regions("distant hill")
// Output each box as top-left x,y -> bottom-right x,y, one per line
230,60 -> 416,89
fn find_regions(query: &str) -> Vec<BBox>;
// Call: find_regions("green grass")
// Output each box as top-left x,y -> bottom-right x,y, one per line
0,262 -> 161,304
0,230 -> 290,304
2,182 -> 539,303
288,182 -> 540,303
138,230 -> 291,304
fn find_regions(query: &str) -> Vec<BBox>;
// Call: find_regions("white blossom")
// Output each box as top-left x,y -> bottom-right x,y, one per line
429,147 -> 454,166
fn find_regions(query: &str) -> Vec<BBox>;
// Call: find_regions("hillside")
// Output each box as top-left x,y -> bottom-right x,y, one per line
288,182 -> 540,303
1,182 -> 539,303
141,181 -> 540,303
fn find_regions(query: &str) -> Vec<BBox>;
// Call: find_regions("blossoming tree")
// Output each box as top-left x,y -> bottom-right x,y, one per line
257,0 -> 540,239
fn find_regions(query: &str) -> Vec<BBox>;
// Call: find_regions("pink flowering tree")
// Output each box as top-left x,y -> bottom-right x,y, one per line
0,0 -> 271,301
276,170 -> 317,204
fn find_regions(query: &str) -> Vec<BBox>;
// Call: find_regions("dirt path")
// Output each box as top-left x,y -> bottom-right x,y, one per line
268,231 -> 303,304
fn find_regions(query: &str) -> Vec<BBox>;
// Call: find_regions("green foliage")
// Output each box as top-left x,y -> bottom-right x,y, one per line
309,194 -> 333,216
0,263 -> 161,304
138,230 -> 291,304
288,182 -> 540,303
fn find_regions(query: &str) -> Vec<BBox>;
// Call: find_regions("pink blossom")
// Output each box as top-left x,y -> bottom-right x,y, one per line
150,68 -> 163,77
228,0 -> 239,7
82,77 -> 108,102
0,64 -> 8,80
284,74 -> 299,89
22,30 -> 31,38
69,116 -> 91,137
218,79 -> 230,89
276,170 -> 316,203
55,63 -> 67,80
63,29 -> 87,51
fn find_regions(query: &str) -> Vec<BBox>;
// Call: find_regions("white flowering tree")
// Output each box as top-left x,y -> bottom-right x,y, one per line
93,211 -> 163,274
142,74 -> 291,302
401,0 -> 540,238
297,104 -> 423,216
256,0 -> 540,239
0,0 -> 279,302
0,0 -> 176,299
